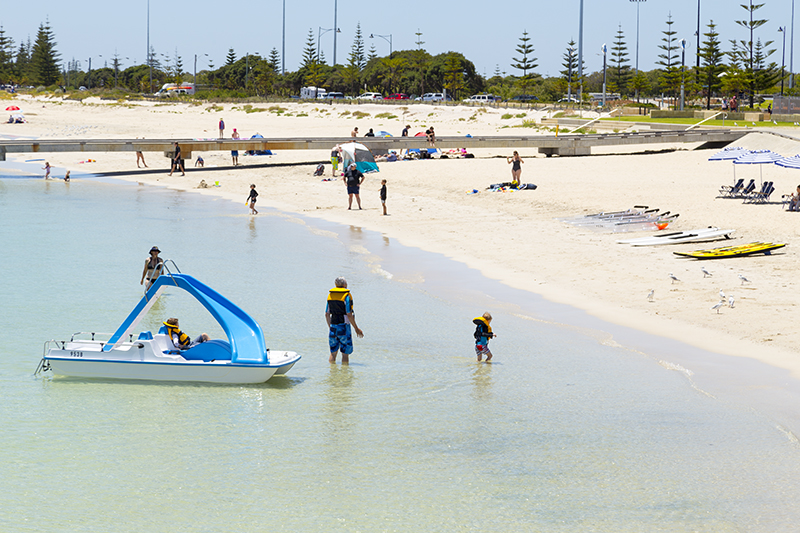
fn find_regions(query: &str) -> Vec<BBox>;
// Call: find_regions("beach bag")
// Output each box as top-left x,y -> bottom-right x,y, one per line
313,164 -> 324,176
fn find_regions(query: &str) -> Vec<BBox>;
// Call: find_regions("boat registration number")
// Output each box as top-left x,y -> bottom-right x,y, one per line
69,351 -> 84,357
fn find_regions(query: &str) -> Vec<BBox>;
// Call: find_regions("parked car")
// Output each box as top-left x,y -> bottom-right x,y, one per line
385,93 -> 409,100
357,92 -> 383,100
512,95 -> 538,102
416,92 -> 448,102
464,94 -> 499,103
327,92 -> 345,99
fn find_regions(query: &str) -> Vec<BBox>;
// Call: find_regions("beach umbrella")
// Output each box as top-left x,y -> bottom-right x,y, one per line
377,131 -> 392,138
5,105 -> 20,111
733,149 -> 783,181
776,154 -> 800,169
708,146 -> 749,161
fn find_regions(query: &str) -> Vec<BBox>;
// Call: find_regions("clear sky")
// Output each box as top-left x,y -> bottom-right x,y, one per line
2,0 -> 797,80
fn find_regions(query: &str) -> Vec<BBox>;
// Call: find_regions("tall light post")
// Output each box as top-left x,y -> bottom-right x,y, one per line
567,46 -> 575,102
333,0 -> 338,65
780,26 -> 787,96
194,53 -> 208,88
147,0 -> 152,93
630,0 -> 647,74
281,0 -> 286,74
790,0 -> 795,90
680,39 -> 686,111
578,0 -> 584,102
318,27 -> 339,64
601,43 -> 607,107
370,33 -> 392,59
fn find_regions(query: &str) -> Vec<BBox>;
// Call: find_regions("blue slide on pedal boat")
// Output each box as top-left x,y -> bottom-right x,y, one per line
39,270 -> 300,384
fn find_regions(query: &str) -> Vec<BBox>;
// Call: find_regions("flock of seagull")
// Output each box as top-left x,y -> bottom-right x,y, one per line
648,268 -> 752,314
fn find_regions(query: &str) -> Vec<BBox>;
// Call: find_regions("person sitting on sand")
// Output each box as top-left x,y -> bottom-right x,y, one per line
351,127 -> 358,137
426,127 -> 436,147
163,318 -> 209,350
195,155 -> 204,167
365,128 -> 375,137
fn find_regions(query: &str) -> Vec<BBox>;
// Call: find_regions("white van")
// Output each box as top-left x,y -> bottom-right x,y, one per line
465,94 -> 498,103
357,92 -> 383,100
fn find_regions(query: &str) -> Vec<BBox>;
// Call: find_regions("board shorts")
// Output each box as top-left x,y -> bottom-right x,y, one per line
475,342 -> 491,356
329,323 -> 353,354
331,157 -> 339,171
347,186 -> 360,195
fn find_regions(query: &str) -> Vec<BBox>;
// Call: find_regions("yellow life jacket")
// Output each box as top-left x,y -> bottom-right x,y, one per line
327,288 -> 352,325
473,316 -> 493,340
163,322 -> 191,348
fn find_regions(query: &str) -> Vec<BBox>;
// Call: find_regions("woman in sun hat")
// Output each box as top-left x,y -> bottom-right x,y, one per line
140,246 -> 164,289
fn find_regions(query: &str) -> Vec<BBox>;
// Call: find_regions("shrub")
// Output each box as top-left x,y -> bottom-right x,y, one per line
375,112 -> 397,119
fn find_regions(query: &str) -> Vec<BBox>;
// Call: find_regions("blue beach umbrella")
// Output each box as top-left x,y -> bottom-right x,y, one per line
775,154 -> 800,169
733,149 -> 783,181
708,146 -> 749,161
377,131 -> 392,138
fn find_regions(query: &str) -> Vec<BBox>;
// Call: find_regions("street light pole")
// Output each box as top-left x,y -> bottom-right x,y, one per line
602,43 -> 607,107
370,33 -> 392,59
630,0 -> 646,74
578,0 -> 584,102
791,0 -> 796,90
333,0 -> 338,65
780,26 -> 787,96
680,39 -> 686,111
147,0 -> 152,93
696,0 -> 701,70
281,0 -> 286,74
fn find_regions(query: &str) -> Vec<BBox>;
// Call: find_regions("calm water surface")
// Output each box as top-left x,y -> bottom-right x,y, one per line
2,175 -> 800,532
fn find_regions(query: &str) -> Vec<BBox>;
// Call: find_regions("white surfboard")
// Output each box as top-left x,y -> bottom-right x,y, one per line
617,228 -> 736,246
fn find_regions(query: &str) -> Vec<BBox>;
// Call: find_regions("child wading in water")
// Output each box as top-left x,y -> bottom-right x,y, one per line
247,184 -> 259,215
380,179 -> 388,215
473,312 -> 496,363
43,162 -> 51,179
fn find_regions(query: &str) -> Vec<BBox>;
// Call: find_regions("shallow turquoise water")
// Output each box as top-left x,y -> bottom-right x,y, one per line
2,176 -> 800,532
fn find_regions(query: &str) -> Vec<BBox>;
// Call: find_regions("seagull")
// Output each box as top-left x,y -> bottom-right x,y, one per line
728,295 -> 735,308
774,120 -> 778,125
711,300 -> 725,314
701,267 -> 713,278
739,274 -> 751,285
719,289 -> 726,300
647,289 -> 654,302
669,273 -> 680,284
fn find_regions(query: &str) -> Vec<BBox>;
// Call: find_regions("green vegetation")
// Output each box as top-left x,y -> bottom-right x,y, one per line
352,110 -> 370,119
242,104 -> 267,113
268,105 -> 287,114
501,113 -> 514,119
375,112 -> 397,119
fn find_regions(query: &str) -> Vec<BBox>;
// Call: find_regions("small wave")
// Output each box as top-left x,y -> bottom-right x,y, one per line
658,360 -> 695,377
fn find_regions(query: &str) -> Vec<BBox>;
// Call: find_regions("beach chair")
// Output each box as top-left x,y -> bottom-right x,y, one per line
733,179 -> 756,198
718,178 -> 744,197
741,180 -> 768,202
745,181 -> 774,204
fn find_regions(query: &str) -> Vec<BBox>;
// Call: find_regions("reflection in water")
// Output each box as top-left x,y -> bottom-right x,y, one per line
322,364 -> 357,443
471,363 -> 493,401
348,225 -> 363,241
382,235 -> 390,247
248,216 -> 257,243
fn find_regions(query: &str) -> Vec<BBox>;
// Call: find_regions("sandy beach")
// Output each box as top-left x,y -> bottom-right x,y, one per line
5,95 -> 800,375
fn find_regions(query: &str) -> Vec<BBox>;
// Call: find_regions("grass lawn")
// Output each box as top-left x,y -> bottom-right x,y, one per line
599,116 -> 797,127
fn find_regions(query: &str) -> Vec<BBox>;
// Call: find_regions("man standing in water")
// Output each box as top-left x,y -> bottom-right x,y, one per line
325,277 -> 364,364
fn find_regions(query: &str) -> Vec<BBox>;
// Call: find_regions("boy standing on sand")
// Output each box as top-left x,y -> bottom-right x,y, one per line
473,312 -> 495,363
380,179 -> 388,215
325,277 -> 364,364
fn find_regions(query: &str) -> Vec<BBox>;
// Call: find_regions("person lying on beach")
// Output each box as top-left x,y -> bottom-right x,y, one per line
163,318 -> 209,350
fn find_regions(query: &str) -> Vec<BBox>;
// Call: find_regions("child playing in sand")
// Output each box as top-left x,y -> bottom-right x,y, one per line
43,162 -> 51,179
247,184 -> 259,215
473,312 -> 495,363
380,179 -> 388,215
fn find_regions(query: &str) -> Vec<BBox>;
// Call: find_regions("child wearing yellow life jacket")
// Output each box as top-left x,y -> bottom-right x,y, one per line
473,312 -> 496,363
163,318 -> 209,350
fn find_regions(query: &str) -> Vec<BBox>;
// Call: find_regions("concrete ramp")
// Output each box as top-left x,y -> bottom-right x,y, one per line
729,131 -> 800,155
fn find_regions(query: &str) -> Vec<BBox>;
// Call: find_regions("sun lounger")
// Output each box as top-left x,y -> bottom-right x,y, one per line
718,178 -> 744,197
744,181 -> 775,204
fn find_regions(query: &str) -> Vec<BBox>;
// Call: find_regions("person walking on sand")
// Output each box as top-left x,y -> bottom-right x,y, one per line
343,162 -> 364,210
331,145 -> 341,177
380,179 -> 388,215
136,138 -> 148,168
43,162 -> 51,179
168,142 -> 185,176
247,183 -> 259,215
325,277 -> 364,364
473,312 -> 496,363
140,246 -> 164,290
231,128 -> 240,166
219,118 -> 225,139
507,151 -> 523,188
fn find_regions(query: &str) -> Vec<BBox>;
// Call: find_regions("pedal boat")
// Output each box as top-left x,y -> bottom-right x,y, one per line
39,271 -> 300,384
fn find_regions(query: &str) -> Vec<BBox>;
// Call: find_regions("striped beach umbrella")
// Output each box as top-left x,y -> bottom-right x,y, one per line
733,149 -> 783,181
708,146 -> 749,161
775,154 -> 800,169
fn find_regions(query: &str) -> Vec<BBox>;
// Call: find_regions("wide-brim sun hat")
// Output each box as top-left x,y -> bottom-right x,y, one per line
150,246 -> 161,253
